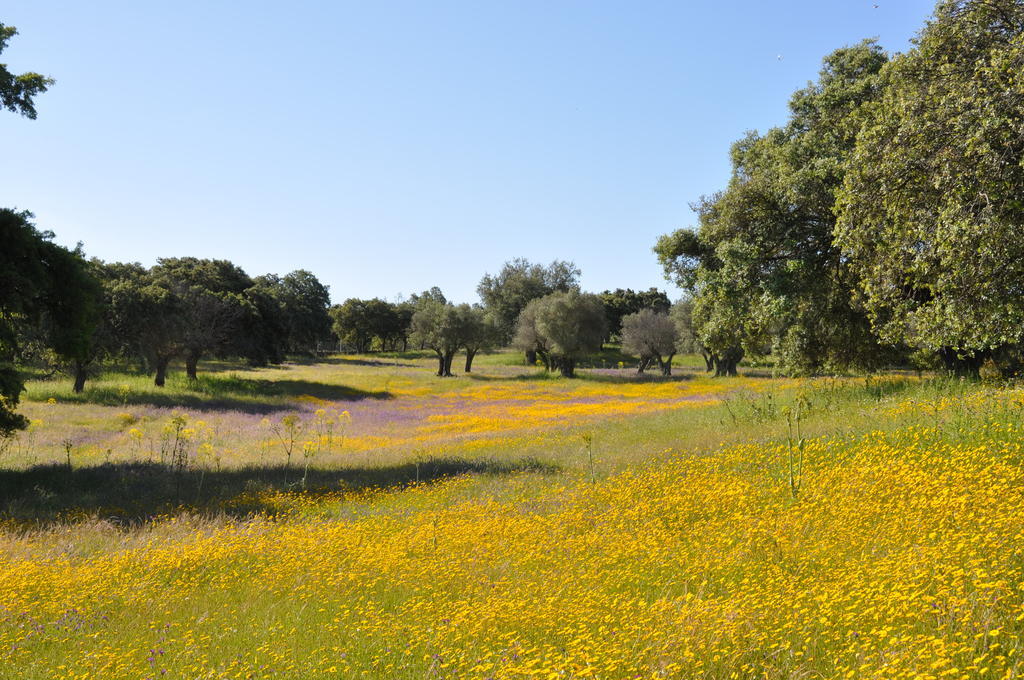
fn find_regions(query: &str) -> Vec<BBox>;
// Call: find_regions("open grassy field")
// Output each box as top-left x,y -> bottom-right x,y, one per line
1,353 -> 1022,679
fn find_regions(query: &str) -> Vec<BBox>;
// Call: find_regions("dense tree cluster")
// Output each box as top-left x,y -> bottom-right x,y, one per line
598,288 -> 671,342
655,0 -> 1024,378
477,259 -> 580,363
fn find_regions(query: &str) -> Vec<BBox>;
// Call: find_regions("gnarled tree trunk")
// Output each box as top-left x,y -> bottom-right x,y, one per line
660,353 -> 674,376
465,349 -> 477,373
713,348 -> 743,377
154,356 -> 170,387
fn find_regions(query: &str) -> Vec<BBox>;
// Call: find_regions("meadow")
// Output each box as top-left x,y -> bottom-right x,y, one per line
1,352 -> 1022,679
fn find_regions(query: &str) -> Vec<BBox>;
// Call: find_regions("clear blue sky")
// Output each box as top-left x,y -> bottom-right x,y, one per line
3,0 -> 935,304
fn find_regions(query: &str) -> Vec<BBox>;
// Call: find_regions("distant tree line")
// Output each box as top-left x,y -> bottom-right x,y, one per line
2,213 -> 334,396
655,0 -> 1024,378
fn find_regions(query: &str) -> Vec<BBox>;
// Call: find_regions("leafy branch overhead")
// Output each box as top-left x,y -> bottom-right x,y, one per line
0,23 -> 53,119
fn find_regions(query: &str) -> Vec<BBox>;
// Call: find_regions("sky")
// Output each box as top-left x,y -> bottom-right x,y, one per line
2,0 -> 937,304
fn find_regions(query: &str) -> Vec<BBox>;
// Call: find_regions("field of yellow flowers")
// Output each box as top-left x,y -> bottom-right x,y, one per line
1,354 -> 1022,679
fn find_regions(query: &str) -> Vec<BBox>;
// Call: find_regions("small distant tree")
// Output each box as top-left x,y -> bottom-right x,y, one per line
277,270 -> 332,355
516,291 -> 607,378
459,305 -> 499,373
410,300 -> 464,377
621,309 -> 679,376
330,299 -> 375,353
241,276 -> 289,366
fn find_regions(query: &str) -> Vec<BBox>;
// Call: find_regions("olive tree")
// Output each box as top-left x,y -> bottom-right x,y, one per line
478,258 -> 580,362
459,305 -> 499,373
514,291 -> 606,378
410,300 -> 464,377
620,309 -> 679,376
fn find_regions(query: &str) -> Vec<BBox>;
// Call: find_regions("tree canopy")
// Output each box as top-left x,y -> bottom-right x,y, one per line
835,0 -> 1024,375
514,291 -> 606,377
477,258 -> 581,345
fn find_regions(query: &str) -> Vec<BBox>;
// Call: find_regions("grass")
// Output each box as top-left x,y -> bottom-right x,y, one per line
1,353 -> 1022,679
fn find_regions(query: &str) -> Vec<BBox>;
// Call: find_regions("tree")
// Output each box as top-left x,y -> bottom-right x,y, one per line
598,288 -> 670,342
655,41 -> 891,376
477,258 -> 581,361
620,309 -> 679,376
330,299 -> 374,353
512,298 -> 553,371
670,299 -> 711,371
329,298 -> 408,353
0,24 -> 55,432
241,275 -> 290,366
409,300 -> 464,377
0,23 -> 53,119
107,270 -> 184,387
655,223 -> 748,377
0,210 -> 57,432
835,0 -> 1024,376
276,270 -> 332,355
150,258 -> 254,380
40,249 -> 104,393
458,305 -> 499,373
515,291 -> 607,378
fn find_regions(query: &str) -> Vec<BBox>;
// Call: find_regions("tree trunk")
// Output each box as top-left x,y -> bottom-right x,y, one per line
703,352 -> 715,372
436,352 -> 446,377
636,356 -> 651,375
525,349 -> 537,366
72,360 -> 88,393
465,349 -> 477,373
443,352 -> 455,377
154,357 -> 170,387
185,351 -> 200,380
713,349 -> 742,377
938,347 -> 985,378
559,357 -> 576,378
660,353 -> 674,376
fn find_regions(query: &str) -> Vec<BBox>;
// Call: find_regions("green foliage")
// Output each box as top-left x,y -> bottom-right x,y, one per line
0,210 -> 101,433
835,0 -> 1024,374
457,304 -> 500,372
149,258 -> 255,380
330,298 -> 408,354
0,22 -> 53,119
620,309 -> 678,375
656,41 -> 892,376
409,300 -> 465,376
514,291 -> 607,377
477,258 -> 581,343
598,288 -> 670,341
